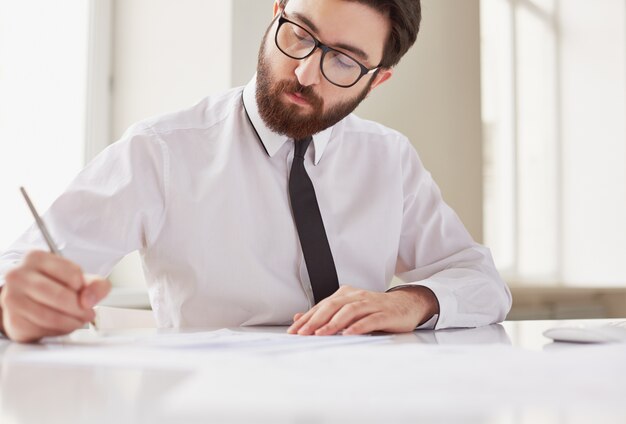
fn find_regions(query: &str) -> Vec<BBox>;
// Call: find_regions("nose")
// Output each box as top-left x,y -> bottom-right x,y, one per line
294,49 -> 322,87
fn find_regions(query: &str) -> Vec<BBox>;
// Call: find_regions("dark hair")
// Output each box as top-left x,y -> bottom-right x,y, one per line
278,0 -> 421,68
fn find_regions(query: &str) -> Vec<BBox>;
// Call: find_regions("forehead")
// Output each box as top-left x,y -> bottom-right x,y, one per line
283,0 -> 389,65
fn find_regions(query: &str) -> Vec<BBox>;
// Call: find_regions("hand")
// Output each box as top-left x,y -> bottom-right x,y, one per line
287,285 -> 439,336
0,250 -> 111,343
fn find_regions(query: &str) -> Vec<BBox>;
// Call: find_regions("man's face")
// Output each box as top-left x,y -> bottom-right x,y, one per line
256,0 -> 392,140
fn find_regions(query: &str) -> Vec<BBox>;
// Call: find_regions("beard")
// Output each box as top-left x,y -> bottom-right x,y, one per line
255,27 -> 373,140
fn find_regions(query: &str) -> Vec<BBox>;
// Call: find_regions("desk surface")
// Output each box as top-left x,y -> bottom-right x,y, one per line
1,319 -> 625,424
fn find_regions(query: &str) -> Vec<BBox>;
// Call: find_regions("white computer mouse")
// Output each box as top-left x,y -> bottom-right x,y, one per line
543,322 -> 626,343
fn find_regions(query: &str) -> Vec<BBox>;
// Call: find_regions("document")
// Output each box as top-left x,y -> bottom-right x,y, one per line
7,328 -> 393,369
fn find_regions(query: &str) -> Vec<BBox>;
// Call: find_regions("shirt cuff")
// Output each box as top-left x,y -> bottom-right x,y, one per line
416,314 -> 438,329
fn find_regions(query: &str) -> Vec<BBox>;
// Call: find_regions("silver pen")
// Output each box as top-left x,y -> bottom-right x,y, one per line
20,187 -> 99,329
20,186 -> 62,256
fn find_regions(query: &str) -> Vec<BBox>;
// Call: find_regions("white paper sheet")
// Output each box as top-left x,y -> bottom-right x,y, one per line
7,329 -> 394,369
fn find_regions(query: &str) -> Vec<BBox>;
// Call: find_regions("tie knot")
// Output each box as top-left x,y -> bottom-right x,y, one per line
294,137 -> 312,159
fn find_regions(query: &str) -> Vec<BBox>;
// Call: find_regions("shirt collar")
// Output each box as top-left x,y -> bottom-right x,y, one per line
242,75 -> 333,165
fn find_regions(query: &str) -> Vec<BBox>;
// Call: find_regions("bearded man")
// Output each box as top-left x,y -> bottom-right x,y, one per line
0,0 -> 511,343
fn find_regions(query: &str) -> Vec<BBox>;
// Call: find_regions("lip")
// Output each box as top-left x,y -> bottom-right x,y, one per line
285,92 -> 311,106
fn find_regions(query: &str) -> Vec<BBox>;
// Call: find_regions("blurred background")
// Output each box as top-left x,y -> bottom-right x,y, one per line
1,0 -> 624,319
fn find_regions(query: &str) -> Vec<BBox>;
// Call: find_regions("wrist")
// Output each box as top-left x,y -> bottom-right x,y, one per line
390,285 -> 439,326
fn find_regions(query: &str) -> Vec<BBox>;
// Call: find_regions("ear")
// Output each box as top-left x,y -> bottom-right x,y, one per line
273,1 -> 281,18
368,68 -> 394,94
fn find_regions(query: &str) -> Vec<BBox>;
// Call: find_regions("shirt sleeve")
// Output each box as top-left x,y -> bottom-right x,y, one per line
391,138 -> 512,330
0,122 -> 169,285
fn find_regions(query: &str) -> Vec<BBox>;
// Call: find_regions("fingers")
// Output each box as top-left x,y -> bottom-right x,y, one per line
1,251 -> 109,343
288,287 -> 370,335
2,292 -> 89,343
79,276 -> 112,309
286,285 -> 424,336
16,295 -> 87,334
20,269 -> 95,322
314,300 -> 378,336
22,250 -> 85,290
287,295 -> 349,335
2,313 -> 62,343
343,312 -> 387,335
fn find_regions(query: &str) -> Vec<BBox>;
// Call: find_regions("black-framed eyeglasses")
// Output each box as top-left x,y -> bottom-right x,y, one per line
275,13 -> 381,88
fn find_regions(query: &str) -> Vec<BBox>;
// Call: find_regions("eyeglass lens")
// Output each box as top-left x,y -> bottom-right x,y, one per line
277,20 -> 363,87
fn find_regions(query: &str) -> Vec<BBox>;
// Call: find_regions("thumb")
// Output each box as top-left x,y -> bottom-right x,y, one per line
79,275 -> 112,309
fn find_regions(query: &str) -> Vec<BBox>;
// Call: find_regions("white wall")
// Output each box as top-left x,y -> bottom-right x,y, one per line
231,0 -> 272,87
112,0 -> 232,140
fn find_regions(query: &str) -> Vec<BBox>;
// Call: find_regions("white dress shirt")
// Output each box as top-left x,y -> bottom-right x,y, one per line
0,77 -> 512,329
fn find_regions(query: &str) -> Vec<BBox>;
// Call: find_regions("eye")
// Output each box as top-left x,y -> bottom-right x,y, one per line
333,53 -> 359,70
292,26 -> 314,44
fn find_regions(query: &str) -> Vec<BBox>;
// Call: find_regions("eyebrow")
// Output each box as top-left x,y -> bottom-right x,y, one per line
290,11 -> 370,63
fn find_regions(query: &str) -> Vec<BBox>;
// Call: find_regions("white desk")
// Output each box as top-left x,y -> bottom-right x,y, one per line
1,319 -> 625,424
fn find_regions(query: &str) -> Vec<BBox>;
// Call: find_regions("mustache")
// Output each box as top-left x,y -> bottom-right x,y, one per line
275,79 -> 323,108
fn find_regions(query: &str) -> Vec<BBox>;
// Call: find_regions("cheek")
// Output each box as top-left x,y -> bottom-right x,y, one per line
351,76 -> 372,94
265,42 -> 298,77
275,57 -> 296,77
321,85 -> 360,110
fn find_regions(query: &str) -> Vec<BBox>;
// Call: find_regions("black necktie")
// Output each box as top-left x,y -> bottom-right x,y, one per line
289,137 -> 339,304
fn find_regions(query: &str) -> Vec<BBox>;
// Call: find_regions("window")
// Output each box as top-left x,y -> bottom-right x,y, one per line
0,0 -> 110,251
481,0 -> 626,286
